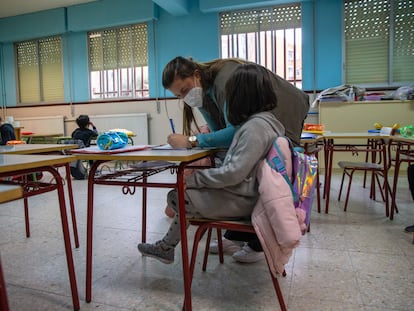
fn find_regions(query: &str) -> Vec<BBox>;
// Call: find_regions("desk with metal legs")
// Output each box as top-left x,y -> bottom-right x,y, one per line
0,154 -> 80,310
74,147 -> 216,311
0,143 -> 80,247
322,132 -> 390,215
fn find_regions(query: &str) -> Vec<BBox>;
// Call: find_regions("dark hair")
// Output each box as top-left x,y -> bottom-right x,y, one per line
226,64 -> 277,125
76,115 -> 90,128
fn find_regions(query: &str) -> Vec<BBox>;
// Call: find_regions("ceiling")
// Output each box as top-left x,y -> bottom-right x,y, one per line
0,0 -> 98,19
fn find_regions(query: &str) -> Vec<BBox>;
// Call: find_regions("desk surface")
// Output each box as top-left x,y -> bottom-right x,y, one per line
73,147 -> 216,162
392,135 -> 414,144
0,154 -> 77,173
21,133 -> 63,138
0,184 -> 23,203
0,143 -> 78,154
323,132 -> 390,139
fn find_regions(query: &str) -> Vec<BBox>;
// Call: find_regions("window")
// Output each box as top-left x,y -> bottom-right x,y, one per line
220,4 -> 302,88
344,0 -> 414,86
88,23 -> 149,99
16,36 -> 64,104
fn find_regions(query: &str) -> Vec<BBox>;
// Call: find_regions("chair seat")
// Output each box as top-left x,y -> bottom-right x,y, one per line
338,161 -> 382,170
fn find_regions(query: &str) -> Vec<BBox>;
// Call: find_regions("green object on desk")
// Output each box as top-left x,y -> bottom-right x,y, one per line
400,125 -> 414,138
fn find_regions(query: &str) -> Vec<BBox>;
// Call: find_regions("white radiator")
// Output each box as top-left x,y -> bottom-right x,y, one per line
14,115 -> 65,135
90,113 -> 148,145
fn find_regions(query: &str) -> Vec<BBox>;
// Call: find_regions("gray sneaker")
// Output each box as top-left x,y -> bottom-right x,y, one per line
137,240 -> 174,264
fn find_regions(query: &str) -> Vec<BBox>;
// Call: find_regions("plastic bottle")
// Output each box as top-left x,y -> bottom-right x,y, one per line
348,88 -> 354,102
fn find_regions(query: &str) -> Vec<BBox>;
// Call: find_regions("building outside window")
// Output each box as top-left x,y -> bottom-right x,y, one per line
220,3 -> 303,88
88,23 -> 149,99
15,36 -> 64,104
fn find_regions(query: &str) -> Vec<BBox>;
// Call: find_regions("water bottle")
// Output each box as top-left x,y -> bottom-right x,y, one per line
348,88 -> 354,102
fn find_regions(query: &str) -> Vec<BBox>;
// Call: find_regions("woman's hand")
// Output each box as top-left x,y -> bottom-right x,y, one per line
167,133 -> 191,148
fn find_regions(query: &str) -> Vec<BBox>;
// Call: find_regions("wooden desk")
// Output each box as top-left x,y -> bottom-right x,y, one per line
0,143 -> 80,246
322,132 -> 390,215
0,154 -> 80,310
74,147 -> 216,311
0,143 -> 78,154
0,185 -> 22,311
0,184 -> 23,203
21,133 -> 63,144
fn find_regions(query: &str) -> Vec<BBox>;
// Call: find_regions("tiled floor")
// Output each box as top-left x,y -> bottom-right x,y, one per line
1,167 -> 414,311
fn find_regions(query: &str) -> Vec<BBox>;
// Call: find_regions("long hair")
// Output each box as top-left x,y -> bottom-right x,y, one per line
226,64 -> 278,125
162,56 -> 246,135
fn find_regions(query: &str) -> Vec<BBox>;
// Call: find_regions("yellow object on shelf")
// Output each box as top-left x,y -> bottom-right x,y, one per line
108,128 -> 136,137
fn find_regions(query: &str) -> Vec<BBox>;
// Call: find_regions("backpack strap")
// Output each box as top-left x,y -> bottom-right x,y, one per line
267,137 -> 299,205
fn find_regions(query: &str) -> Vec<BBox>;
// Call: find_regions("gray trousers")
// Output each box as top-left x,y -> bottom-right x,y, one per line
162,189 -> 197,248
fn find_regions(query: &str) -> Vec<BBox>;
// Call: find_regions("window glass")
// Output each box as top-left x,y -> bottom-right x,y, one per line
88,23 -> 149,99
220,4 -> 302,88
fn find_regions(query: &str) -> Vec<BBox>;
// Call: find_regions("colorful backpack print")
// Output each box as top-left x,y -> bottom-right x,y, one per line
266,136 -> 318,234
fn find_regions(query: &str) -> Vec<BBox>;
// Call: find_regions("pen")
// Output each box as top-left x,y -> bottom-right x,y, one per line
169,118 -> 175,133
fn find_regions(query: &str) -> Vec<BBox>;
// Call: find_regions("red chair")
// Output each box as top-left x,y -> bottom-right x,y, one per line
337,138 -> 390,216
188,219 -> 287,311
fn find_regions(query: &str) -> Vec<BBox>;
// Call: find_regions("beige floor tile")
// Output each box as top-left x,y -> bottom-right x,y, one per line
1,168 -> 413,310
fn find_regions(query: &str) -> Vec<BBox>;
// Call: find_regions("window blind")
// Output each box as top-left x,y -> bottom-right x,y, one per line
345,0 -> 414,85
16,36 -> 64,104
89,24 -> 148,71
220,4 -> 301,35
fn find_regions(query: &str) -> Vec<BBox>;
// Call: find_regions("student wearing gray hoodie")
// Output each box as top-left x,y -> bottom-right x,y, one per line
138,63 -> 285,264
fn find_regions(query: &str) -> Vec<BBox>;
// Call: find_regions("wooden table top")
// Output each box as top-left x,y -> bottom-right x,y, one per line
0,184 -> 23,203
21,133 -> 63,138
322,132 -> 390,139
0,154 -> 77,173
72,146 -> 216,162
0,143 -> 78,154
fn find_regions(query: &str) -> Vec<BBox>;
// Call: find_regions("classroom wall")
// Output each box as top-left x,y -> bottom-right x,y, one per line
0,0 -> 343,106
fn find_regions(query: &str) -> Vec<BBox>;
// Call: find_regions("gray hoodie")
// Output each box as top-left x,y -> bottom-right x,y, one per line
185,111 -> 285,219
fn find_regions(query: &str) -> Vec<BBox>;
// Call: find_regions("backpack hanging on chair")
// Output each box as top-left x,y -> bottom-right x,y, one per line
266,136 -> 319,234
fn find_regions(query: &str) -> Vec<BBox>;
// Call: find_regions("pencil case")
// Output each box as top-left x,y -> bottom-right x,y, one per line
96,131 -> 128,150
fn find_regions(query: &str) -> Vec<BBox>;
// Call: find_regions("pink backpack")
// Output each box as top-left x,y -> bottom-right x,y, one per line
266,137 -> 318,233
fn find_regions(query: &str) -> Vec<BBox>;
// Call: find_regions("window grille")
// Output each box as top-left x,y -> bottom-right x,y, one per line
88,23 -> 149,99
220,3 -> 302,88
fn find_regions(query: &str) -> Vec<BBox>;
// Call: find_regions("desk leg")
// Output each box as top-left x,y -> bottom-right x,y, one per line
0,255 -> 9,311
325,140 -> 334,213
85,161 -> 101,303
141,173 -> 147,243
390,149 -> 401,220
47,167 -> 80,311
177,163 -> 192,311
65,163 -> 79,248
